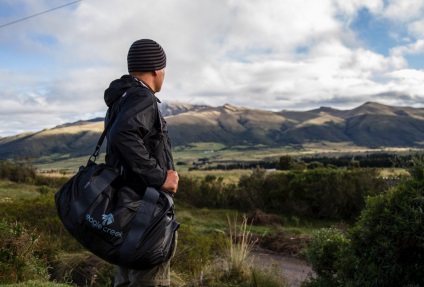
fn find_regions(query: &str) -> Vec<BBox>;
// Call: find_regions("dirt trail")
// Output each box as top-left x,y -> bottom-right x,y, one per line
250,248 -> 314,287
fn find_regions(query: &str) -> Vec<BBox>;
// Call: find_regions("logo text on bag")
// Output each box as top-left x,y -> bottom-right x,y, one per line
85,214 -> 123,238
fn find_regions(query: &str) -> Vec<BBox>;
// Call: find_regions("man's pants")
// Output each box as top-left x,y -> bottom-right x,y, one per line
114,232 -> 177,287
114,261 -> 171,287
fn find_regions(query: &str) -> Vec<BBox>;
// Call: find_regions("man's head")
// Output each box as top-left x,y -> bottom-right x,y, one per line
127,39 -> 166,92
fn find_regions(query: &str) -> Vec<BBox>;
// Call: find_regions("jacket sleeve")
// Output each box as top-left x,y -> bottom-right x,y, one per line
108,90 -> 167,188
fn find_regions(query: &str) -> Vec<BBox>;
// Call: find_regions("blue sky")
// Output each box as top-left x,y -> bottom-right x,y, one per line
0,0 -> 424,137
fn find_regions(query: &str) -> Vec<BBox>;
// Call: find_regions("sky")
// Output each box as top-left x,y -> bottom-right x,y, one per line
1,0 -> 424,137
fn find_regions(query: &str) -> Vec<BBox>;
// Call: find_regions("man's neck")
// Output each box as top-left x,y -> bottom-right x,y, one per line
131,72 -> 155,92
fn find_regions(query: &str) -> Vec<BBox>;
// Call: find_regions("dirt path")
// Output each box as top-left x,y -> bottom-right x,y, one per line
250,248 -> 314,287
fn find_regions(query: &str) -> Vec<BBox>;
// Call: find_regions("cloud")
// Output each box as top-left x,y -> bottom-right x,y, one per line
383,0 -> 424,22
0,0 -> 424,136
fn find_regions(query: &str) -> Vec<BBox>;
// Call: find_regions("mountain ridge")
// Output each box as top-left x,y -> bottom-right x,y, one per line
1,101 -> 424,160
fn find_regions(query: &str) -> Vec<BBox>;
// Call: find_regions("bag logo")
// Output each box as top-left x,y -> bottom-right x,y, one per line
85,213 -> 123,238
102,213 -> 114,226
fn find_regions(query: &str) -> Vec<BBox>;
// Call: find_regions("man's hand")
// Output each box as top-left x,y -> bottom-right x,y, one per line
160,170 -> 179,193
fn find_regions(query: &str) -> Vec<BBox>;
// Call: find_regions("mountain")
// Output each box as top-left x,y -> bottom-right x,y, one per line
1,101 -> 424,160
167,101 -> 424,148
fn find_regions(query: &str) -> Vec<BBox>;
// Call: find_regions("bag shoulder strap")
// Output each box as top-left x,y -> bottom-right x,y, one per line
89,86 -> 136,163
90,81 -> 163,163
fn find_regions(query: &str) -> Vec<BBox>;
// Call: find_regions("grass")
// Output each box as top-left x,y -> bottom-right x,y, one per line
0,180 -> 39,200
1,281 -> 73,287
35,154 -> 105,175
0,173 -> 330,287
175,202 -> 335,240
224,214 -> 257,275
176,205 -> 237,232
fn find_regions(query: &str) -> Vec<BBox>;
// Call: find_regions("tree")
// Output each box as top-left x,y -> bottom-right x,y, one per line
277,155 -> 293,170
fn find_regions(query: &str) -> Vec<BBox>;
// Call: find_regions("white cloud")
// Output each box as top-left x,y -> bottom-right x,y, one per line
1,0 -> 424,136
334,0 -> 384,18
383,0 -> 424,22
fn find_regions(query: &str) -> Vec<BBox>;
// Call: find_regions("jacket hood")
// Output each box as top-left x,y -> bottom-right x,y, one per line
104,75 -> 135,107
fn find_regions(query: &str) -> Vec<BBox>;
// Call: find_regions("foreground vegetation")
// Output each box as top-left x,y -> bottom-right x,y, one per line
301,154 -> 424,286
0,153 -> 422,286
0,160 -> 290,286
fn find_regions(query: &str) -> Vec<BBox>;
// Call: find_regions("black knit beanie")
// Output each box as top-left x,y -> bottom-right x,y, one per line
127,39 -> 166,73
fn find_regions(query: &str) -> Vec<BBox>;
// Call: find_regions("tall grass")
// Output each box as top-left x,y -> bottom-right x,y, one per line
223,214 -> 257,278
217,214 -> 287,287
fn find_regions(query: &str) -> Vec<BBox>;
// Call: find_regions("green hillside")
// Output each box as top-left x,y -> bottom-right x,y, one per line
1,102 -> 424,161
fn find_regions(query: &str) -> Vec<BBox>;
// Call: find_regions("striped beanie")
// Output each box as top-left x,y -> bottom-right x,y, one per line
127,39 -> 166,73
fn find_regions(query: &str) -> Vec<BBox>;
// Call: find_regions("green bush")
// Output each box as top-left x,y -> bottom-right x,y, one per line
177,174 -> 237,209
302,228 -> 352,287
0,160 -> 68,188
179,166 -> 389,220
0,220 -> 49,284
0,195 -> 82,253
237,167 -> 387,220
237,167 -> 268,211
303,153 -> 424,287
0,161 -> 36,184
347,179 -> 424,286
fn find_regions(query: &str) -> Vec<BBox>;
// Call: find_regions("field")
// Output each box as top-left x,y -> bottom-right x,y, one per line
34,141 -> 415,175
2,145 -> 419,286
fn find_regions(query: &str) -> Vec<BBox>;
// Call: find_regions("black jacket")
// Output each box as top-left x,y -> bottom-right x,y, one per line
104,75 -> 174,190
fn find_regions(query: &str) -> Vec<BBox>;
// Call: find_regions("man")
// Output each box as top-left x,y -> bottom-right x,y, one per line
104,39 -> 179,287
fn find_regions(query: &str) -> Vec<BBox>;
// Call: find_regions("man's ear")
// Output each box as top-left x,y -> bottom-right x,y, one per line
152,70 -> 159,77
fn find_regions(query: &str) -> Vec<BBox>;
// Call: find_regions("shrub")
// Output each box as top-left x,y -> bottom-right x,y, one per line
303,153 -> 424,287
347,178 -> 424,286
0,195 -> 82,253
177,174 -> 237,209
302,228 -> 351,287
237,167 -> 268,211
0,161 -> 36,184
0,220 -> 49,284
237,167 -> 387,220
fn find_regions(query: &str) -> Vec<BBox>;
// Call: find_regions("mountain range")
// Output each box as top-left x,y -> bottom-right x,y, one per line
1,101 -> 424,160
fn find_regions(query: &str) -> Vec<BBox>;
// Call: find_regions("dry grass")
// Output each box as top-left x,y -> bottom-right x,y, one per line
223,214 -> 258,276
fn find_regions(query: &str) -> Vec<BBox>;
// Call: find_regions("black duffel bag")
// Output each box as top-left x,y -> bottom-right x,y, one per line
55,111 -> 179,270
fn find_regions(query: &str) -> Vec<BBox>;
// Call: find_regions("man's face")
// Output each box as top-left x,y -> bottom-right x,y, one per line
155,68 -> 166,92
